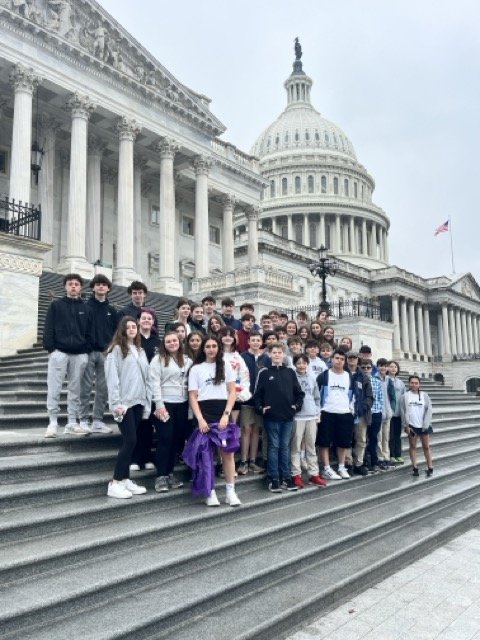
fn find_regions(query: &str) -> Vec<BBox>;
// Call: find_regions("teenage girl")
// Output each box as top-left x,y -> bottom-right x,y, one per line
400,375 -> 433,477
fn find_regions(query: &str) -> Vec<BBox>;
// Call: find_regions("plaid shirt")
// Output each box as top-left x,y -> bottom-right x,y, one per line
370,375 -> 384,414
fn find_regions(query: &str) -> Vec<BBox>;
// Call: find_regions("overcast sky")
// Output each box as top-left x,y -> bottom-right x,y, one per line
99,0 -> 480,283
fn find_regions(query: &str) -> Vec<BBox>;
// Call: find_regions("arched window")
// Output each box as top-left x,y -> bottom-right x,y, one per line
324,132 -> 329,145
295,130 -> 300,142
305,130 -> 310,141
344,179 -> 349,196
284,131 -> 289,144
295,222 -> 303,244
361,184 -> 365,200
308,175 -> 314,193
270,180 -> 275,198
333,177 -> 339,195
295,176 -> 301,194
275,134 -> 280,146
266,137 -> 271,149
315,131 -> 320,141
282,177 -> 288,195
333,132 -> 338,146
354,182 -> 358,198
321,175 -> 327,194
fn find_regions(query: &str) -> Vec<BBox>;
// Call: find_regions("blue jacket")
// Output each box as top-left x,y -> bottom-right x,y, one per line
240,351 -> 271,406
351,368 -> 373,425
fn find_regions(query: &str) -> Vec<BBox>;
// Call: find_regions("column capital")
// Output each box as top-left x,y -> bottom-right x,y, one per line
134,154 -> 148,171
66,93 -> 96,120
9,64 -> 40,94
221,194 -> 237,210
88,134 -> 104,155
193,155 -> 212,176
156,138 -> 178,159
116,116 -> 140,141
246,205 -> 261,221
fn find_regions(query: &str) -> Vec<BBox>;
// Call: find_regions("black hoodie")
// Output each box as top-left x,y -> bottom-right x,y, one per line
43,296 -> 93,354
87,296 -> 119,351
254,363 -> 304,421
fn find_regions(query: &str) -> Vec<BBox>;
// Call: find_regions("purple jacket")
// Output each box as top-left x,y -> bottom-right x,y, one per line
182,423 -> 240,497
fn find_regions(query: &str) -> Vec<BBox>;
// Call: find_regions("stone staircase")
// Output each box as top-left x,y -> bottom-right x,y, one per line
1,343 -> 480,638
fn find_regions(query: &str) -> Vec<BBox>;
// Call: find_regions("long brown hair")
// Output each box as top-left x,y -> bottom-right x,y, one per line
159,330 -> 185,367
107,316 -> 141,358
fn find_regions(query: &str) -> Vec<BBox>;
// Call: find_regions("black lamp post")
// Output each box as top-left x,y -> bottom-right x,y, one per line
31,85 -> 44,185
308,244 -> 337,313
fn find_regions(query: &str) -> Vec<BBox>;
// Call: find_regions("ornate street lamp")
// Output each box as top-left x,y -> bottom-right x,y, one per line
308,244 -> 337,313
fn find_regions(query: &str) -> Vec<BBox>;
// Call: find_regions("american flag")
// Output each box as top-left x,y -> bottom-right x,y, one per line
434,220 -> 449,236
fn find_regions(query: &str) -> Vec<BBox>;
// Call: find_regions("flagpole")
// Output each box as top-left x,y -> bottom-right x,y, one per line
449,216 -> 456,274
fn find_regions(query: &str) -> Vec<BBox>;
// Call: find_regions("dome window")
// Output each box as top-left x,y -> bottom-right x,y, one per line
309,223 -> 317,247
295,130 -> 300,142
324,132 -> 329,145
284,131 -> 289,144
295,222 -> 303,244
321,175 -> 327,194
270,180 -> 276,198
305,130 -> 310,142
282,177 -> 288,195
344,179 -> 349,196
275,134 -> 280,146
267,137 -> 271,148
295,176 -> 301,194
333,132 -> 338,147
354,182 -> 358,198
333,177 -> 339,195
315,131 -> 320,141
308,175 -> 314,193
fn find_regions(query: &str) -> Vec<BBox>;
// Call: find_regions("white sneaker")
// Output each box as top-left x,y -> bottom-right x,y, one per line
225,489 -> 242,507
44,424 -> 58,438
91,421 -> 113,434
107,482 -> 132,499
129,463 -> 140,472
64,423 -> 91,436
322,467 -> 342,480
206,489 -> 220,507
122,479 -> 147,495
144,462 -> 156,470
338,466 -> 351,479
79,420 -> 90,430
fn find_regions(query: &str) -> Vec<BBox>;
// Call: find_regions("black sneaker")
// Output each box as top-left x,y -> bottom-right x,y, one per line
412,467 -> 419,477
268,479 -> 282,493
425,467 -> 433,477
281,478 -> 298,491
354,465 -> 369,476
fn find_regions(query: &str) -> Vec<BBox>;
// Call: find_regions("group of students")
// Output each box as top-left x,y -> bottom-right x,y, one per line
42,274 -> 434,505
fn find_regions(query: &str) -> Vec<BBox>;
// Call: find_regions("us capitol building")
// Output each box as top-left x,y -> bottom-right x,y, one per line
0,0 -> 479,389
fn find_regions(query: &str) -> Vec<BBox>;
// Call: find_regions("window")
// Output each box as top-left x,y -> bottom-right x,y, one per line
270,180 -> 275,198
361,184 -> 364,200
0,147 -> 9,176
354,182 -> 358,198
284,131 -> 289,144
295,176 -> 301,194
209,225 -> 220,244
305,130 -> 310,142
282,177 -> 288,195
295,130 -> 300,142
275,134 -> 280,146
295,223 -> 303,244
344,179 -> 349,196
315,131 -> 320,142
321,175 -> 327,193
324,132 -> 329,145
308,175 -> 314,193
309,223 -> 317,248
333,177 -> 339,195
150,205 -> 160,225
182,216 -> 194,236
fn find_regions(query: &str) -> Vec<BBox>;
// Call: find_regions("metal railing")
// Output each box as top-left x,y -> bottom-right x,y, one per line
287,300 -> 392,322
0,195 -> 42,241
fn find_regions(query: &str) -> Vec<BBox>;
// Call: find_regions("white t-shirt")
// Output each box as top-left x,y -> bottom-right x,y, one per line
188,361 -> 236,401
309,356 -> 327,377
322,370 -> 351,414
405,391 -> 425,429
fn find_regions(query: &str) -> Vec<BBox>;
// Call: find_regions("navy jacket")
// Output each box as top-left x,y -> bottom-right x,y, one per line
254,364 -> 304,421
240,351 -> 271,406
220,314 -> 242,330
43,296 -> 93,354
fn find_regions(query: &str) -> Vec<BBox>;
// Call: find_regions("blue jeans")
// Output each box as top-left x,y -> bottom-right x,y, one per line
366,412 -> 382,466
264,420 -> 293,481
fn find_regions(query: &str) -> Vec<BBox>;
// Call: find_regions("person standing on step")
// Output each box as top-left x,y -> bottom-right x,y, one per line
165,298 -> 192,336
220,297 -> 242,330
316,349 -> 355,480
187,335 -> 241,507
105,316 -> 151,499
375,358 -> 396,469
118,281 -> 152,325
400,375 -> 433,477
79,274 -> 118,435
129,308 -> 160,472
254,342 -> 304,493
359,359 -> 384,472
150,330 -> 192,493
348,352 -> 373,476
43,273 -> 93,438
188,302 -> 206,335
388,360 -> 406,464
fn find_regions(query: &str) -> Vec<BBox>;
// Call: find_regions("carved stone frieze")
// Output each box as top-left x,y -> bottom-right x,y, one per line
0,251 -> 42,275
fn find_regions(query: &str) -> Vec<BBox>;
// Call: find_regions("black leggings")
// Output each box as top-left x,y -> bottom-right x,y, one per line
113,404 -> 144,481
389,416 -> 402,458
154,402 -> 189,477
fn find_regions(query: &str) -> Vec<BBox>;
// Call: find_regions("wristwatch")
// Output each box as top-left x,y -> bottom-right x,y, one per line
223,410 -> 230,416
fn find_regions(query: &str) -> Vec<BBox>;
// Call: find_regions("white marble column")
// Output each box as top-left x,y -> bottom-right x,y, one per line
320,213 -> 326,247
246,205 -> 260,269
460,311 -> 468,355
349,217 -> 356,253
467,312 -> 474,354
424,306 -> 432,357
442,303 -> 451,355
391,295 -> 401,352
86,135 -> 102,264
60,93 -> 95,276
384,229 -> 389,263
9,65 -> 39,207
222,194 -> 236,273
133,156 -> 146,277
194,155 -> 211,279
271,216 -> 278,235
449,307 -> 457,356
408,300 -> 417,353
362,219 -> 368,256
287,215 -> 293,241
473,315 -> 480,354
437,313 -> 444,356
417,303 -> 425,355
114,117 -> 140,286
38,115 -> 58,270
58,151 -> 70,262
456,309 -> 463,353
335,215 -> 342,253
303,214 -> 310,247
342,222 -> 348,253
400,298 -> 409,353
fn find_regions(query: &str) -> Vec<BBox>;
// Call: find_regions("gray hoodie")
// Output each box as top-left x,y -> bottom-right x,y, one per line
150,354 -> 193,406
105,345 -> 151,416
295,370 -> 321,420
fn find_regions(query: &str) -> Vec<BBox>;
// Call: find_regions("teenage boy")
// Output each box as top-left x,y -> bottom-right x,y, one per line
360,359 -> 384,472
316,349 -> 355,480
79,274 -> 118,434
239,332 -> 271,474
291,354 -> 326,488
359,345 -> 377,375
260,314 -> 273,333
188,302 -> 206,334
278,312 -> 289,327
254,342 -> 304,493
240,303 -> 261,331
319,342 -> 333,368
201,295 -> 216,329
118,281 -> 148,321
274,326 -> 288,345
287,336 -> 303,359
220,297 -> 241,330
305,339 -> 328,377
296,311 -> 309,328
347,352 -> 373,476
236,313 -> 256,353
43,274 -> 93,438
376,358 -> 396,468
262,330 -> 278,350
268,309 -> 280,326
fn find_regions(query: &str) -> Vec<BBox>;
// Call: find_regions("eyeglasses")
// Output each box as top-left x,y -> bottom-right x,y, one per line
361,366 -> 372,370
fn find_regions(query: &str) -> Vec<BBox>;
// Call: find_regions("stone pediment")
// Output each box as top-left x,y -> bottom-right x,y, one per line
1,0 -> 225,136
448,273 -> 480,301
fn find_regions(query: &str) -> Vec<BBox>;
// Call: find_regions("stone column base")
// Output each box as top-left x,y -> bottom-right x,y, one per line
113,266 -> 139,287
153,278 -> 184,296
57,256 -> 94,280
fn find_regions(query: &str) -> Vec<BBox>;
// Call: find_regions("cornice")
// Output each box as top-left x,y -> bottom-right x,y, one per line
259,199 -> 389,225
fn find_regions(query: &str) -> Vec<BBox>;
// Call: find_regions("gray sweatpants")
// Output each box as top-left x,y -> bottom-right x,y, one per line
80,350 -> 108,422
47,350 -> 88,424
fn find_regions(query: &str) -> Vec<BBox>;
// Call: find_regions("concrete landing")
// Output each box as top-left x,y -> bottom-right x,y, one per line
287,528 -> 480,640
